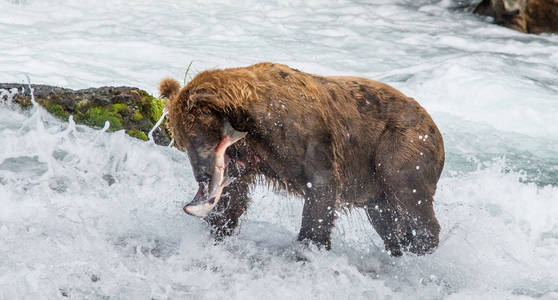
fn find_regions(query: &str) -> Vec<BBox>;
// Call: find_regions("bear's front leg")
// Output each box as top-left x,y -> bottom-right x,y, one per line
297,185 -> 337,250
204,178 -> 250,240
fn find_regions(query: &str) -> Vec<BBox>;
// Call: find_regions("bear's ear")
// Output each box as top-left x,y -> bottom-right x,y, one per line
159,78 -> 181,99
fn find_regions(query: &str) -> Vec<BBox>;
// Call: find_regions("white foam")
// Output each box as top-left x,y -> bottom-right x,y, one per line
1,0 -> 558,298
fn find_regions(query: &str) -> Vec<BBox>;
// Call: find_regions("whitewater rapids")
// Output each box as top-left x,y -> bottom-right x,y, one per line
1,0 -> 557,298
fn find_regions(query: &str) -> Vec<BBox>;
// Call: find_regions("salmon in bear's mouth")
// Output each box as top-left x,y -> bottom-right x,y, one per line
183,121 -> 246,217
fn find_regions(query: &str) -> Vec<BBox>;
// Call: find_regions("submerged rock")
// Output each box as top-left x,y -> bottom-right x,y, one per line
0,83 -> 171,145
474,0 -> 558,34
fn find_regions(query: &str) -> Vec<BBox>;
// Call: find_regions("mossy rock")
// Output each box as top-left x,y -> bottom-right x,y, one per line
0,83 -> 171,145
79,106 -> 124,131
132,109 -> 143,122
149,96 -> 166,122
126,128 -> 148,141
109,103 -> 130,114
45,103 -> 70,121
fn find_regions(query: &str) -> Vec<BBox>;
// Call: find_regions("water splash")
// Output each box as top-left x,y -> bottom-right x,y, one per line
25,75 -> 37,107
0,88 -> 18,105
148,107 -> 168,143
101,120 -> 110,132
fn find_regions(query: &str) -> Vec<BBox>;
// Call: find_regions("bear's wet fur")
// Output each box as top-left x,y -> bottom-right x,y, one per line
474,0 -> 558,34
160,62 -> 445,256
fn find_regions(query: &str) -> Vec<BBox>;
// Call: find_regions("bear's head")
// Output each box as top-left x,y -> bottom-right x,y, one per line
159,78 -> 248,217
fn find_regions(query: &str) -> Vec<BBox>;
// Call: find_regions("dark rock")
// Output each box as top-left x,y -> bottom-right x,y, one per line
474,0 -> 558,34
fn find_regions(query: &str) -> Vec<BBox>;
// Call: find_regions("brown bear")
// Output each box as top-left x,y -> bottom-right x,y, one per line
160,62 -> 445,256
474,0 -> 558,34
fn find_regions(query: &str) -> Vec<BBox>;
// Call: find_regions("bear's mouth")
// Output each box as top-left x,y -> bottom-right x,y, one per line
183,155 -> 231,217
184,152 -> 260,218
183,180 -> 222,217
183,121 -> 246,217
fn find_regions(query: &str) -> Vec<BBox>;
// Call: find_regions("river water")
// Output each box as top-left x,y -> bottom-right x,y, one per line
1,0 -> 557,299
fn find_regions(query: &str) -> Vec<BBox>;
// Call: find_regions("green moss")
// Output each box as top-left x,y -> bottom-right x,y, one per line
144,95 -> 166,123
81,107 -> 124,131
131,109 -> 143,122
126,128 -> 148,141
109,103 -> 129,114
45,103 -> 69,121
136,91 -> 166,123
152,97 -> 166,122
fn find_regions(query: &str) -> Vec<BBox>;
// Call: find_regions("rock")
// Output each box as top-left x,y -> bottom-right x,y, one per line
0,83 -> 171,146
474,0 -> 558,34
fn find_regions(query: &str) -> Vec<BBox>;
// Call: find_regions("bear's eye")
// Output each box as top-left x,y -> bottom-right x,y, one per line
201,110 -> 211,118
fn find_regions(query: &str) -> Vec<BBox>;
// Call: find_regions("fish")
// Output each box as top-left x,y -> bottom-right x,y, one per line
184,121 -> 247,217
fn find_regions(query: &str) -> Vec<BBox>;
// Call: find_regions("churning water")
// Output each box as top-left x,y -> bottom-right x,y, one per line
1,0 -> 557,299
